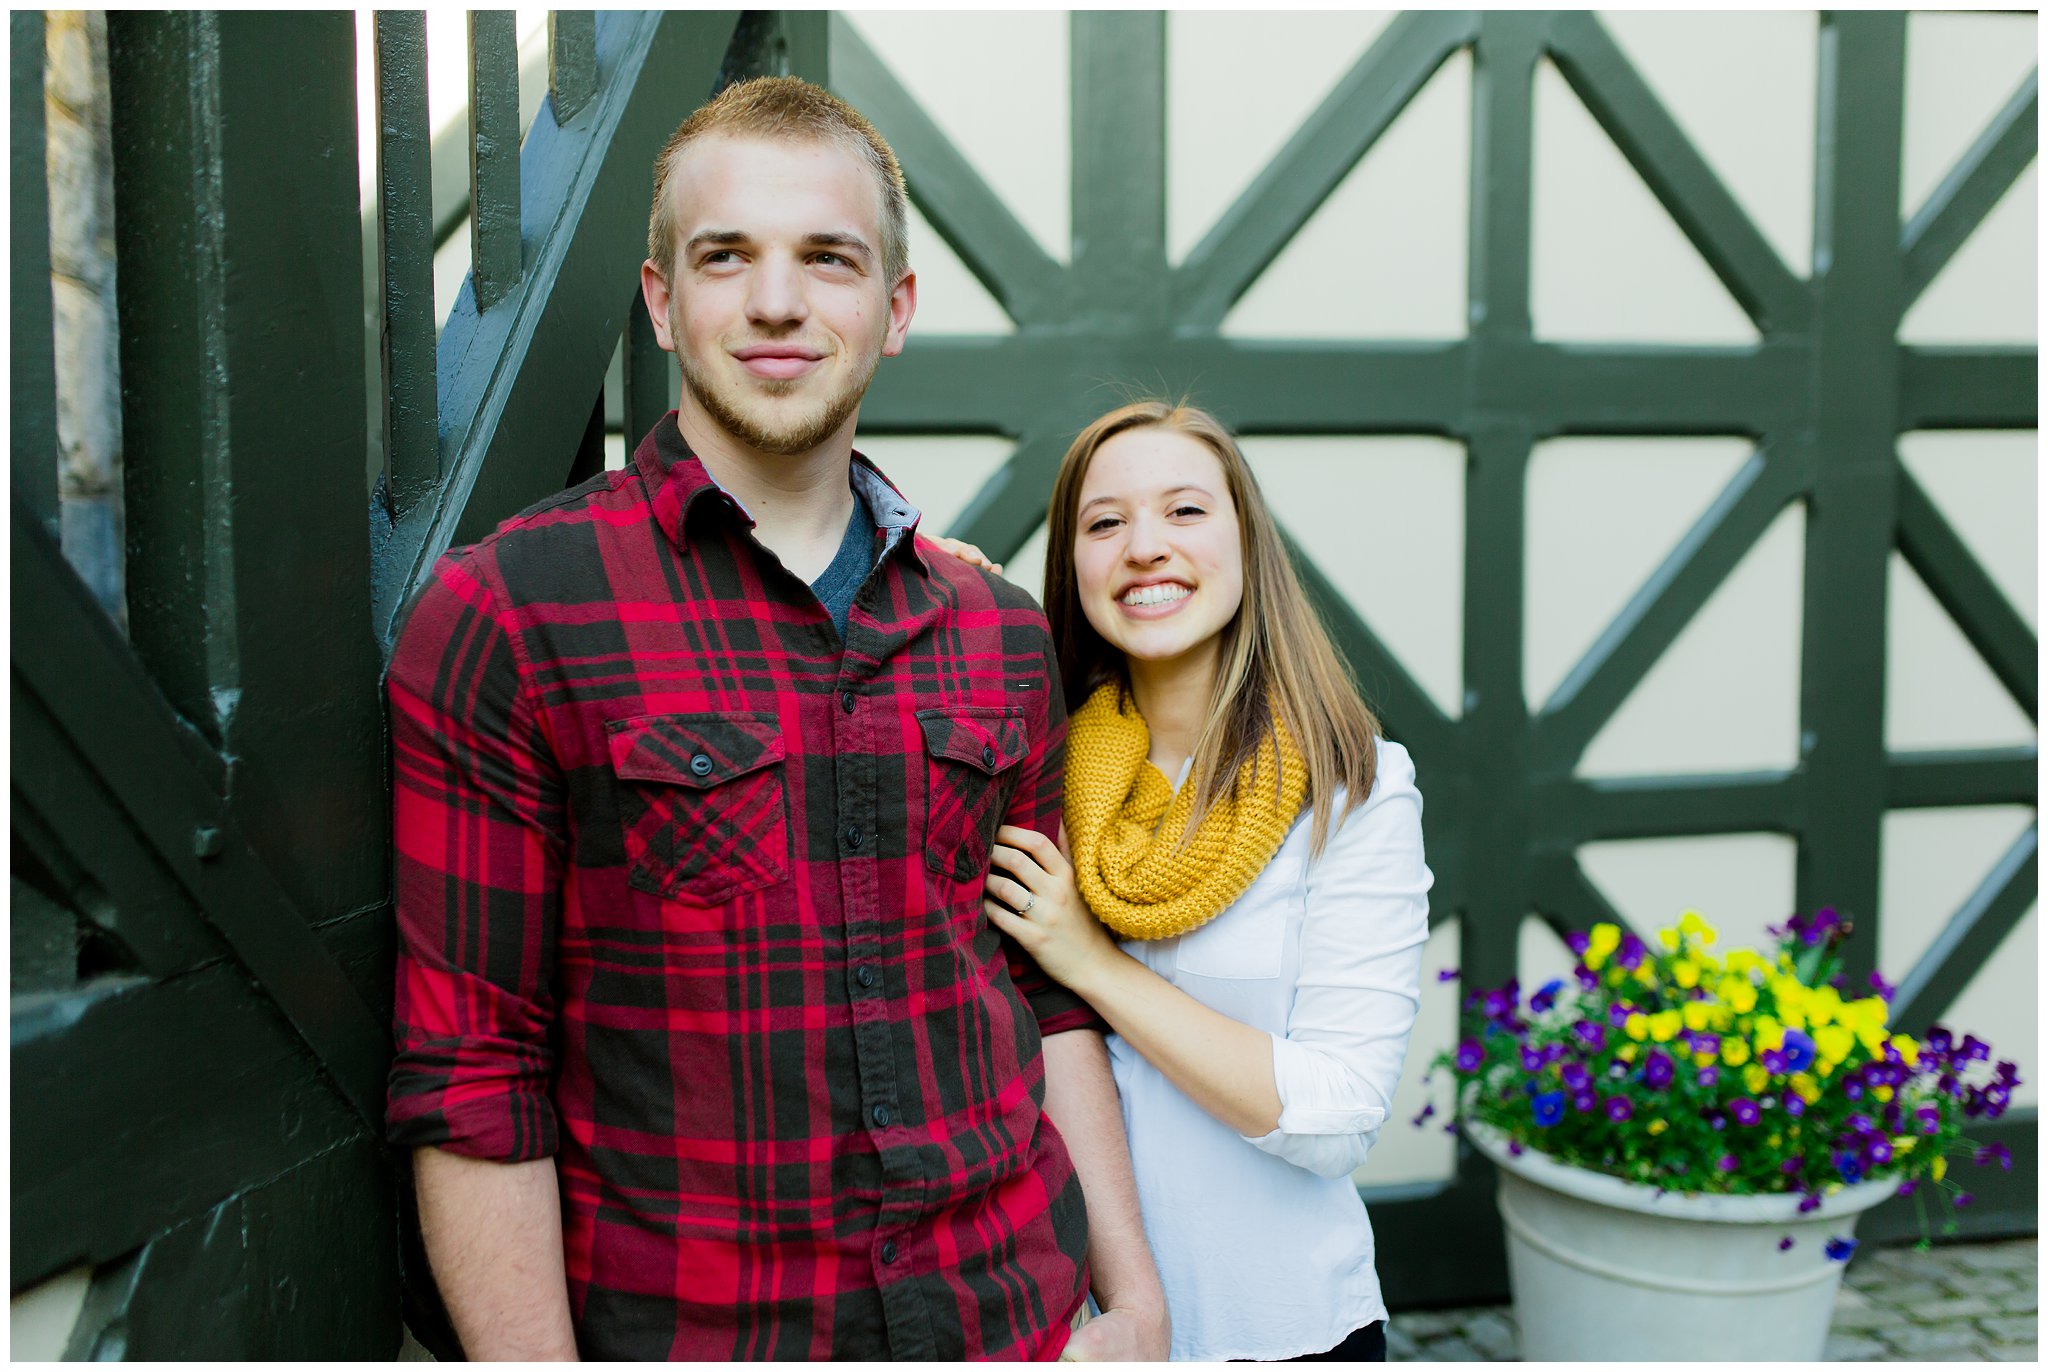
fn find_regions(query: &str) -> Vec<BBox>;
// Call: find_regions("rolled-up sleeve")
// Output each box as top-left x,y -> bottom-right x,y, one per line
1242,742 -> 1431,1179
385,553 -> 566,1161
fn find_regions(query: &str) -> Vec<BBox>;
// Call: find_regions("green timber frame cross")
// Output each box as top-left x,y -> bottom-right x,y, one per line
7,8 -> 2035,1356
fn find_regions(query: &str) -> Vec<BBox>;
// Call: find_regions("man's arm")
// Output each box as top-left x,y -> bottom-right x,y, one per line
414,1150 -> 578,1360
1041,1030 -> 1171,1362
387,557 -> 574,1359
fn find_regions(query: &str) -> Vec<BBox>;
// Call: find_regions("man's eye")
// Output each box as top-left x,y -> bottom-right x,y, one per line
701,250 -> 740,265
814,252 -> 850,268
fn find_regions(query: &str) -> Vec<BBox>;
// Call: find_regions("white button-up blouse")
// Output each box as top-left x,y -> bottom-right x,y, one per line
1105,739 -> 1432,1362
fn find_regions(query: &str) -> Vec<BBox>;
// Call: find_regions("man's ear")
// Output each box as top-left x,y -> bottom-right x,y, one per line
881,269 -> 917,358
640,260 -> 676,352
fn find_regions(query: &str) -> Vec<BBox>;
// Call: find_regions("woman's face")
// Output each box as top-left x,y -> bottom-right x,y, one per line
1071,426 -> 1245,676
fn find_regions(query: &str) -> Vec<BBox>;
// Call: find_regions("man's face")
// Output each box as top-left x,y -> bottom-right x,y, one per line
642,134 -> 915,458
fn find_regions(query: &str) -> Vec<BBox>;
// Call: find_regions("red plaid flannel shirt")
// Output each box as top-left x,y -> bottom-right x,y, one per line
386,416 -> 1099,1359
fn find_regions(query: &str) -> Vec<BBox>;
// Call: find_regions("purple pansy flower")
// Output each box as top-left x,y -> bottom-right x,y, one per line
1784,1095 -> 1805,1117
1411,1103 -> 1436,1128
1572,1020 -> 1607,1053
1530,979 -> 1565,1014
1959,1034 -> 1991,1065
1716,1154 -> 1739,1173
1436,968 -> 1461,983
1780,1029 -> 1818,1074
1867,969 -> 1895,1001
1571,1091 -> 1597,1113
1825,1236 -> 1857,1262
1532,1091 -> 1566,1128
1864,1138 -> 1893,1166
1975,1143 -> 2012,1171
1561,1061 -> 1591,1092
1698,1066 -> 1720,1088
1954,1192 -> 1976,1209
1897,1179 -> 1918,1197
1520,1045 -> 1546,1073
1778,1237 -> 1796,1251
1644,1051 -> 1675,1091
1565,929 -> 1590,956
1730,1098 -> 1762,1126
1604,1096 -> 1633,1123
1573,965 -> 1599,991
1780,1154 -> 1805,1174
1616,932 -> 1647,971
1455,1038 -> 1485,1073
1798,1191 -> 1823,1213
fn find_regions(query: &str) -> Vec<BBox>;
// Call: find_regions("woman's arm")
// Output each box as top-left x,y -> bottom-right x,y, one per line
987,827 -> 1282,1137
986,743 -> 1432,1165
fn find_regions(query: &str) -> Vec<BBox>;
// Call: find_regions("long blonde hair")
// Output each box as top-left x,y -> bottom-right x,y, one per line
1043,399 -> 1381,859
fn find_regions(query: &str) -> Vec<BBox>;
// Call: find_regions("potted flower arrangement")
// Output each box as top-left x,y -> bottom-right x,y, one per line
1425,907 -> 2022,1362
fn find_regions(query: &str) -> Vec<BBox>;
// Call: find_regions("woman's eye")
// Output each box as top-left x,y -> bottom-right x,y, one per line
1171,505 -> 1206,518
1086,516 -> 1122,534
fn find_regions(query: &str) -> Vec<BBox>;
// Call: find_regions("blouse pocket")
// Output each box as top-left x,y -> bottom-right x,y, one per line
606,712 -> 789,906
917,706 -> 1028,882
1173,855 -> 1299,981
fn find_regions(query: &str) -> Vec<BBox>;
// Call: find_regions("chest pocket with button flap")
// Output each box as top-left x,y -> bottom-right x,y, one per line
606,712 -> 789,905
916,706 -> 1029,882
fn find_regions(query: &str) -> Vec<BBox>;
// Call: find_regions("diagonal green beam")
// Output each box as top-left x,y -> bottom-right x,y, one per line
11,13 -> 59,535
1527,851 -> 1647,952
1894,468 -> 2036,720
1285,530 -> 1460,770
1172,10 -> 1477,331
13,503 -> 390,1129
1548,11 -> 1811,335
1534,445 -> 1803,771
1887,746 -> 2037,810
1898,345 -> 2037,429
1891,826 -> 2037,1034
829,15 -> 1066,327
1901,69 -> 2037,310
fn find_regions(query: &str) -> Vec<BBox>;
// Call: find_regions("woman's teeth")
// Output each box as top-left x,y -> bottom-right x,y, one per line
1120,583 -> 1190,607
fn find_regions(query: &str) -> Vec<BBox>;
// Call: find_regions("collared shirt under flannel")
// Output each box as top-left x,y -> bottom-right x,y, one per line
386,415 -> 1098,1360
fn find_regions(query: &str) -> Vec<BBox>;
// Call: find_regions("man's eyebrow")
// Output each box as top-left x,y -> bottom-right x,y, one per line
683,229 -> 749,256
803,231 -> 874,261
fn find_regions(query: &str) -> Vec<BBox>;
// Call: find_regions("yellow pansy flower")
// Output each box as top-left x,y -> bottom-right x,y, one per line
1624,1012 -> 1650,1042
1873,1085 -> 1894,1103
1648,1118 -> 1668,1136
1893,1135 -> 1917,1155
1744,1063 -> 1770,1094
1693,1050 -> 1718,1070
1585,922 -> 1621,970
1618,1043 -> 1638,1063
1648,1011 -> 1682,1043
1891,1035 -> 1920,1067
1932,1156 -> 1947,1183
1673,960 -> 1700,990
1814,1024 -> 1854,1066
1633,963 -> 1657,988
1808,985 -> 1842,1027
1856,1023 -> 1890,1055
1817,1060 -> 1834,1078
1722,1038 -> 1751,1067
1682,1002 -> 1714,1033
1659,928 -> 1681,952
1678,910 -> 1717,945
1752,1017 -> 1786,1053
1788,1073 -> 1821,1104
1723,979 -> 1758,1015
1725,949 -> 1763,977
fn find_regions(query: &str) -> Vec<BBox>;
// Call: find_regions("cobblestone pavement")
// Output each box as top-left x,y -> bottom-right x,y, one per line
1390,1235 -> 2037,1361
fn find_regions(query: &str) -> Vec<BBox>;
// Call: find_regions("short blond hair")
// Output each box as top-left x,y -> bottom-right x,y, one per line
647,76 -> 909,286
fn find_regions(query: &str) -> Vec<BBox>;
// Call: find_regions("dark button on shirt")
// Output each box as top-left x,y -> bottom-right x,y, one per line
386,414 -> 1100,1361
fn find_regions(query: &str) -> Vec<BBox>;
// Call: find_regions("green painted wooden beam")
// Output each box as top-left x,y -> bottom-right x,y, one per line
468,11 -> 523,311
1887,747 -> 2037,810
377,12 -> 442,516
548,11 -> 598,125
1894,468 -> 2036,719
1071,11 -> 1168,330
1797,12 -> 1907,980
1900,69 -> 2037,310
1174,11 -> 1477,331
377,11 -> 743,648
1891,826 -> 2037,1034
11,964 -> 367,1291
1549,11 -> 1812,335
1537,770 -> 1803,844
830,15 -> 1063,327
1898,346 -> 2036,429
10,11 -> 58,537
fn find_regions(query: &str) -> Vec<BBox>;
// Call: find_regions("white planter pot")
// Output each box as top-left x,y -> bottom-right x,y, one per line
1464,1118 -> 1901,1362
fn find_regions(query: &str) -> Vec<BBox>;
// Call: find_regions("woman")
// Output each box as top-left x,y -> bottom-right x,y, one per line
938,400 -> 1431,1361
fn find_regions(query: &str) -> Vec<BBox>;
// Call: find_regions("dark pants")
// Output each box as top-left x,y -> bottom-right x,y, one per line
1286,1320 -> 1386,1362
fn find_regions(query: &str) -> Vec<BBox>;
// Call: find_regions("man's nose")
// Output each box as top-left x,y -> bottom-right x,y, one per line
746,252 -> 809,327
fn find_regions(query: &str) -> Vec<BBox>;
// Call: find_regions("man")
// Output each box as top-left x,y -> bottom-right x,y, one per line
385,77 -> 1169,1361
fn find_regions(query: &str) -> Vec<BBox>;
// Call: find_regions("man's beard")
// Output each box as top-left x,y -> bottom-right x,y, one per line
674,311 -> 881,458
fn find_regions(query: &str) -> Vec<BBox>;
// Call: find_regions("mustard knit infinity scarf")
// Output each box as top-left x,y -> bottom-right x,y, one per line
1065,682 -> 1307,941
